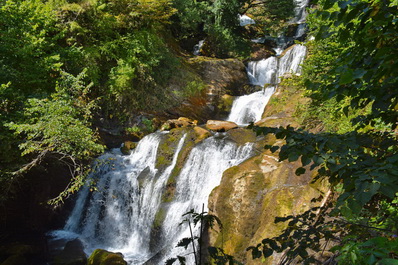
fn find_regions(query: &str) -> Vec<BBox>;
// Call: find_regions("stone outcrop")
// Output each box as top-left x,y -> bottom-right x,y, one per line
87,249 -> 127,265
189,57 -> 249,97
206,120 -> 238,132
208,148 -> 329,264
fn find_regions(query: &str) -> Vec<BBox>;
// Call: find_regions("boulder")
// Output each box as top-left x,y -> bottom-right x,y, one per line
87,249 -> 127,265
226,128 -> 257,145
120,141 -> 137,155
206,120 -> 238,132
52,239 -> 87,265
217,94 -> 235,118
160,117 -> 197,131
193,126 -> 211,143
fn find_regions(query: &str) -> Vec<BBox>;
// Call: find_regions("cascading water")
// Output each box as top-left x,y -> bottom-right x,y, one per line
227,87 -> 275,125
51,130 -> 254,264
228,0 -> 309,126
228,44 -> 307,125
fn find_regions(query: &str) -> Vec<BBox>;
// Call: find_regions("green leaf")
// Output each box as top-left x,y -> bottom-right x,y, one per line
301,155 -> 312,166
176,238 -> 193,249
378,259 -> 398,265
339,69 -> 354,84
295,167 -> 306,176
262,248 -> 273,258
288,152 -> 300,162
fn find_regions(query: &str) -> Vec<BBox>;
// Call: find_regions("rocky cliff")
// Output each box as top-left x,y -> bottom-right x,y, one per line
208,83 -> 329,264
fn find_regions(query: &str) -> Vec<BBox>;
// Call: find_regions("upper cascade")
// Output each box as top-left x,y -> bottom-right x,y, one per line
228,44 -> 307,125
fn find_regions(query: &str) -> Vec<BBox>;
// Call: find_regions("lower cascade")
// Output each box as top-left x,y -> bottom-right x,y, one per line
51,130 -> 254,264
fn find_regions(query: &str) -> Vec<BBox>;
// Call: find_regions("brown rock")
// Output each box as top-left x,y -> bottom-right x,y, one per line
193,126 -> 211,143
208,151 -> 329,264
206,120 -> 238,132
189,57 -> 249,97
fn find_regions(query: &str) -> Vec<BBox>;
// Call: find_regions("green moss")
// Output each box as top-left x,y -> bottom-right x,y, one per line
153,207 -> 167,230
87,249 -> 127,265
156,128 -> 185,169
226,128 -> 257,145
161,130 -> 197,202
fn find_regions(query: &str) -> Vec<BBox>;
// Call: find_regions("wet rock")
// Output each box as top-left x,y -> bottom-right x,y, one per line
206,120 -> 238,132
226,128 -> 257,145
217,94 -> 235,118
53,239 -> 87,265
87,249 -> 127,265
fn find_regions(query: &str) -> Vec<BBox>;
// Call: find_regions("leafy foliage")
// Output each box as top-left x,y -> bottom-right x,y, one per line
244,0 -> 296,36
167,207 -> 241,265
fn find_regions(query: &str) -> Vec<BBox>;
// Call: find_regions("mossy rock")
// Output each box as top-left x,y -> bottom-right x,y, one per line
159,127 -> 199,203
87,249 -> 127,265
217,94 -> 235,116
225,128 -> 256,145
156,128 -> 187,169
120,141 -> 137,155
208,151 -> 329,264
193,126 -> 211,144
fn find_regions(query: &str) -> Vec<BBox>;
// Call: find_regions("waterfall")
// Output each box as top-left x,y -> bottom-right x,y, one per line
49,1 -> 310,264
50,123 -> 254,264
228,44 -> 307,125
227,87 -> 275,125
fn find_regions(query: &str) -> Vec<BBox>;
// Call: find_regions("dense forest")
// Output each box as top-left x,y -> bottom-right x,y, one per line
0,0 -> 397,264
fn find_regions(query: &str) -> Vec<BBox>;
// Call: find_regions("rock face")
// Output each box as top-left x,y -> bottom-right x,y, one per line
206,120 -> 238,132
87,249 -> 127,265
208,148 -> 329,264
189,57 -> 249,109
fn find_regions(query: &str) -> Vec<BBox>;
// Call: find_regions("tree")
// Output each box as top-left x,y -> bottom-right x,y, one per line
6,71 -> 104,204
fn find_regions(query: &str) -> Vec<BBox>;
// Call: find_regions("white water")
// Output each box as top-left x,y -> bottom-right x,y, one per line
239,14 -> 255,26
193,40 -> 204,56
227,87 -> 275,125
51,126 -> 254,264
228,44 -> 306,125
